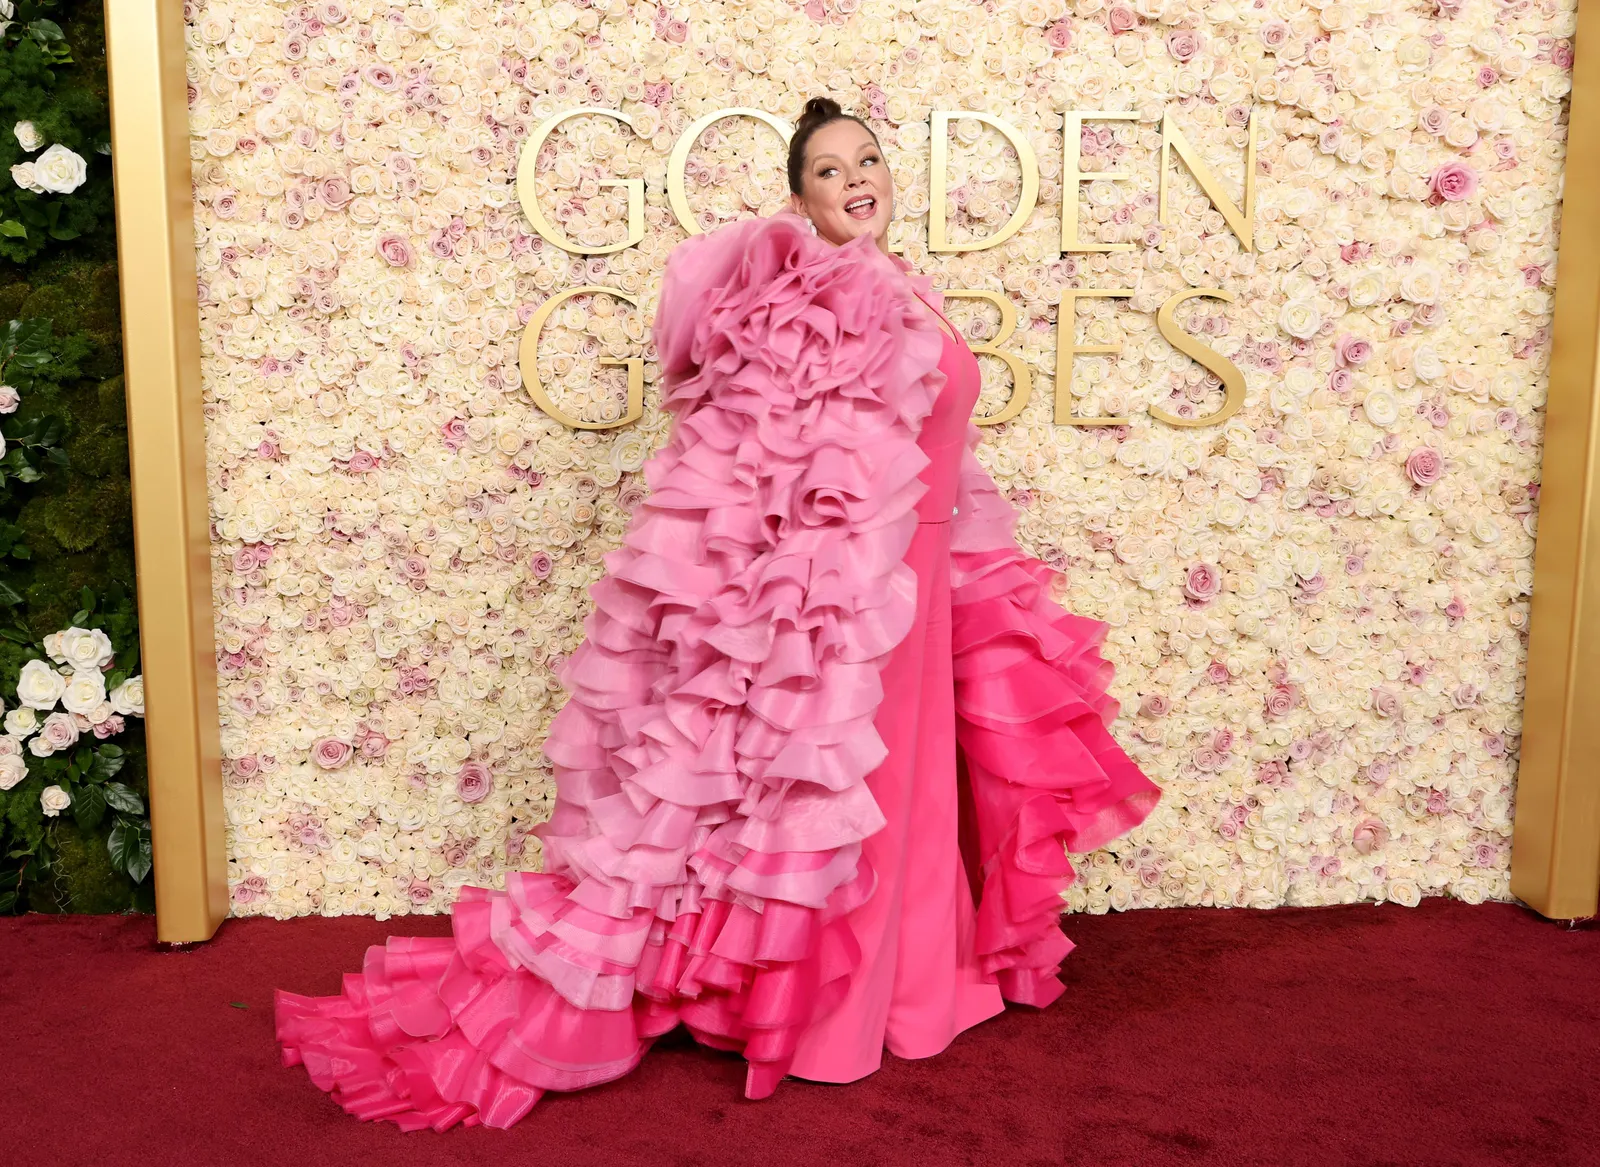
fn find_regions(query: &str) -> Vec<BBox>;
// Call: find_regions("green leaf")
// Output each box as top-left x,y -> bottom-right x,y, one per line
0,221 -> 25,240
229,1002 -> 248,1010
0,580 -> 22,606
69,609 -> 89,626
0,627 -> 36,646
28,18 -> 65,42
72,784 -> 107,831
79,586 -> 95,612
108,818 -> 154,882
102,782 -> 141,814
97,743 -> 124,759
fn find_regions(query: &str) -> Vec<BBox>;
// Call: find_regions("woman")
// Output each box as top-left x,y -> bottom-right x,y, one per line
275,98 -> 1161,1131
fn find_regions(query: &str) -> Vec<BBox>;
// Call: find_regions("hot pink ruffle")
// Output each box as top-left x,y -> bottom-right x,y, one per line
277,213 -> 948,1129
948,444 -> 1162,1007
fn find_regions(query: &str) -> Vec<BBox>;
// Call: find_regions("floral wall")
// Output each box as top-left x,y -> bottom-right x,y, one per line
186,0 -> 1574,918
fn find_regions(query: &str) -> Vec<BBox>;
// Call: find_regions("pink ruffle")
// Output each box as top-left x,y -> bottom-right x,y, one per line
277,213 -> 948,1128
948,442 -> 1162,1008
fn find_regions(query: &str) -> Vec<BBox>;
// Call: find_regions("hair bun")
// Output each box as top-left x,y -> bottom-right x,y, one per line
799,97 -> 844,127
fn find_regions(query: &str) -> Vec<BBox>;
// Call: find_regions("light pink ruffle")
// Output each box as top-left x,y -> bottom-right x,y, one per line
278,213 -> 948,1129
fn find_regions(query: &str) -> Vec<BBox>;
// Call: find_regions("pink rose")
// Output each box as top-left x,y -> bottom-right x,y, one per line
1165,29 -> 1201,62
407,879 -> 434,905
1259,19 -> 1290,49
312,737 -> 354,770
1046,20 -> 1073,50
363,64 -> 399,90
1205,661 -> 1229,685
1264,683 -> 1299,719
318,175 -> 352,209
1139,693 -> 1170,718
1451,682 -> 1480,709
1350,819 -> 1388,858
529,551 -> 554,580
457,761 -> 493,803
1183,563 -> 1222,602
1334,334 -> 1372,368
1428,162 -> 1479,202
1108,5 -> 1138,33
1371,687 -> 1402,719
440,417 -> 466,450
376,233 -> 414,268
1405,447 -> 1443,486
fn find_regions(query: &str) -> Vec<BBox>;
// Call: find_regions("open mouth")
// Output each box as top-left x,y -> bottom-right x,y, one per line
844,195 -> 877,220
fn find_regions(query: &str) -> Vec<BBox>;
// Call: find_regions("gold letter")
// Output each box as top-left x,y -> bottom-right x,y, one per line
944,290 -> 1033,426
1055,289 -> 1134,426
1149,288 -> 1246,428
518,286 -> 644,430
929,111 -> 1040,253
1061,110 -> 1137,253
516,108 -> 644,256
667,107 -> 793,236
1160,107 -> 1257,252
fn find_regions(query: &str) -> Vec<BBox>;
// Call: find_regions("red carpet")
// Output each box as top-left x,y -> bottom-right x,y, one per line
4,898 -> 1596,1167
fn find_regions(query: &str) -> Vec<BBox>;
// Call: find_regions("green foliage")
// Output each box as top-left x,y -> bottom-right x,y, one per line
0,1 -> 112,261
0,1 -> 142,915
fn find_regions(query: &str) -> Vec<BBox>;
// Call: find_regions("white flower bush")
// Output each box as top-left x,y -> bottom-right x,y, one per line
186,0 -> 1574,917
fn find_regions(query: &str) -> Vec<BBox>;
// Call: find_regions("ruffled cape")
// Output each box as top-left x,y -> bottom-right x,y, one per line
276,212 -> 1160,1131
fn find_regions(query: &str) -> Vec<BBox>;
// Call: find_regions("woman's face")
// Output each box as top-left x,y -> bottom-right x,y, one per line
790,118 -> 894,253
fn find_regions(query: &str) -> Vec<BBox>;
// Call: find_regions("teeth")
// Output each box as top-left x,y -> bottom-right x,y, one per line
846,197 -> 874,211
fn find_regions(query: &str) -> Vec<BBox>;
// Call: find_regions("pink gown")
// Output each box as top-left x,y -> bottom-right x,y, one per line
275,217 -> 1161,1131
789,298 -> 1000,1081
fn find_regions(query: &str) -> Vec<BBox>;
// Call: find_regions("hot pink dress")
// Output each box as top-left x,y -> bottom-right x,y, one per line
274,216 -> 1161,1131
789,299 -> 1000,1081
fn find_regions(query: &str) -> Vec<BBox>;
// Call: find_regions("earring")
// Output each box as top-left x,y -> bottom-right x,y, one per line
807,218 -> 817,235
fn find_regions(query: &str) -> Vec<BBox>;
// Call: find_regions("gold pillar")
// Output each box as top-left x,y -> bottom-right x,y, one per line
104,1 -> 227,942
1511,0 -> 1600,921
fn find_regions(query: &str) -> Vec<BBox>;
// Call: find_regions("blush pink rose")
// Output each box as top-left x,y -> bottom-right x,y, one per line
1183,563 -> 1222,602
1046,20 -> 1073,50
1139,693 -> 1170,718
1334,334 -> 1373,367
1428,162 -> 1479,202
1165,29 -> 1201,61
1108,5 -> 1138,33
1264,683 -> 1299,719
1405,447 -> 1443,486
457,761 -> 493,804
312,737 -> 354,770
377,233 -> 414,268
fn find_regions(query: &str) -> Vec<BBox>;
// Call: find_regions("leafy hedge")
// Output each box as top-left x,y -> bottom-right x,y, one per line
0,0 -> 149,914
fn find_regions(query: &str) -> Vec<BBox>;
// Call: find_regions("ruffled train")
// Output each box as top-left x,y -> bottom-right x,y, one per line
275,214 -> 1159,1129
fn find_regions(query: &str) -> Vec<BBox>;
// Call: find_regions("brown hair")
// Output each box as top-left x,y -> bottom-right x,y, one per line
787,97 -> 882,196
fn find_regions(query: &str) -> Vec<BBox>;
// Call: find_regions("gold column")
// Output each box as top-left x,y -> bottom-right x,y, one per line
104,1 -> 227,942
1511,0 -> 1600,921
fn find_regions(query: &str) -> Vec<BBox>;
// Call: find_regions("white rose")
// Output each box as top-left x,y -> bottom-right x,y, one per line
16,659 -> 67,711
0,385 -> 19,414
4,706 -> 37,736
37,711 -> 79,753
1278,298 -> 1322,340
10,161 -> 45,194
1413,345 -> 1444,381
57,627 -> 115,672
1347,271 -> 1386,307
32,144 -> 89,195
61,671 -> 108,716
12,120 -> 42,152
40,784 -> 71,817
42,631 -> 64,662
0,752 -> 24,790
1362,389 -> 1400,427
110,675 -> 145,717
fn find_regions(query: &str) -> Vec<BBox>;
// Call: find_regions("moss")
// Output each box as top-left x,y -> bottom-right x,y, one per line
28,820 -> 134,914
0,6 -> 144,916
